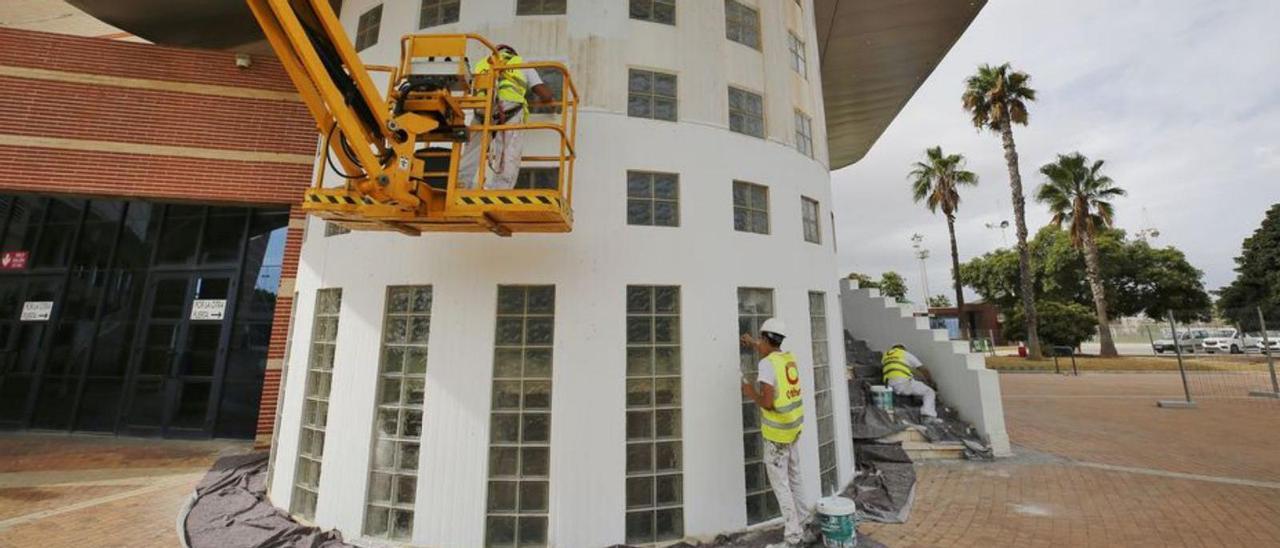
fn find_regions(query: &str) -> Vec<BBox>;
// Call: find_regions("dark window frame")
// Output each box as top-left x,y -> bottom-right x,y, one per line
355,4 -> 383,51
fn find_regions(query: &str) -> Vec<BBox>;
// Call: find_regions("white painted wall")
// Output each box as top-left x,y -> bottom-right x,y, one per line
269,1 -> 855,547
838,280 -> 1012,457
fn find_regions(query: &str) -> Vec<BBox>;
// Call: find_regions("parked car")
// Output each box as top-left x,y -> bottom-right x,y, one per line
1202,329 -> 1259,354
1152,329 -> 1209,354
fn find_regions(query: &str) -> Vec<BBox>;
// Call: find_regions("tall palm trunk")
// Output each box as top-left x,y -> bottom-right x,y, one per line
1000,111 -> 1042,358
1081,228 -> 1118,356
946,213 -> 968,338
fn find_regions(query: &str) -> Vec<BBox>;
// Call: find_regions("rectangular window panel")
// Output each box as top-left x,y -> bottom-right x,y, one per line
419,0 -> 460,28
795,110 -> 814,158
516,0 -> 566,15
732,181 -> 769,235
325,222 -> 351,237
626,171 -> 679,227
801,197 -> 820,244
787,31 -> 807,78
628,69 -> 678,122
355,5 -> 382,51
363,286 -> 432,540
737,287 -> 779,524
625,286 -> 684,544
515,167 -> 560,190
526,67 -> 564,114
291,288 -> 342,520
728,87 -> 764,138
809,291 -> 838,495
630,0 -> 675,25
486,286 -> 555,547
724,0 -> 760,50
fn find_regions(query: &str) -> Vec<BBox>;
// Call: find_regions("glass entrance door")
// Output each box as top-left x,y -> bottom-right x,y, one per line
123,271 -> 237,437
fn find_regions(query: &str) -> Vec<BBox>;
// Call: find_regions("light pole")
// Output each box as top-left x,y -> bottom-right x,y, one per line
985,220 -> 1010,247
911,233 -> 930,306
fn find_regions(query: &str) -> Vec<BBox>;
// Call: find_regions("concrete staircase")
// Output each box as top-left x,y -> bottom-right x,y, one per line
874,427 -> 966,461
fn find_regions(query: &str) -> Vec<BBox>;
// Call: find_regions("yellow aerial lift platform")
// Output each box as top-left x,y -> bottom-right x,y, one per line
246,0 -> 578,236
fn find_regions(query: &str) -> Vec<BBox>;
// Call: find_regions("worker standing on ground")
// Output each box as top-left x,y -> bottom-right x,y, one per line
457,44 -> 555,190
741,319 -> 814,548
881,344 -> 941,423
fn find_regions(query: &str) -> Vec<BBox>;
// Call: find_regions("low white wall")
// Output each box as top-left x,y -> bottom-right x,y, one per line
839,280 -> 1011,456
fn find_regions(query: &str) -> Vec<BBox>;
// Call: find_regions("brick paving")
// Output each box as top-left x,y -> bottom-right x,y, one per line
863,372 -> 1280,547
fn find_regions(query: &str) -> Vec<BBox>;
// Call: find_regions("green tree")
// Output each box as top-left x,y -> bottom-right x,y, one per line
928,294 -> 953,308
1003,301 -> 1095,349
963,63 -> 1041,358
962,226 -> 1213,330
879,271 -> 909,302
1036,152 -> 1126,357
1218,204 -> 1280,329
909,146 -> 978,335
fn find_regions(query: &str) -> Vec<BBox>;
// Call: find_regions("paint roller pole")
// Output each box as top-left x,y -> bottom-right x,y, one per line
1249,306 -> 1280,399
1158,312 -> 1196,408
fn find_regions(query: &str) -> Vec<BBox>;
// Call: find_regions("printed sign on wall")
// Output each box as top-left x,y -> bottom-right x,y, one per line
1,251 -> 29,270
190,299 -> 227,321
20,301 -> 53,321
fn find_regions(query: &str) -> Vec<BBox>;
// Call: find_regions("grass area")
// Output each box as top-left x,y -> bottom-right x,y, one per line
988,354 -> 1277,372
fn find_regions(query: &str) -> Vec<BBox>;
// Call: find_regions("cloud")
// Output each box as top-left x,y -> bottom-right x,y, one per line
832,0 -> 1280,303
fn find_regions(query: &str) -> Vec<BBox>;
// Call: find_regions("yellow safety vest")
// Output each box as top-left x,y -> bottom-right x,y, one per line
882,347 -> 914,383
473,54 -> 529,117
760,351 -> 804,444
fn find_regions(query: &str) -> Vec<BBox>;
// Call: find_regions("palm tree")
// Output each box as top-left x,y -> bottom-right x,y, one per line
1037,152 -> 1126,357
962,63 -> 1042,358
909,146 -> 979,337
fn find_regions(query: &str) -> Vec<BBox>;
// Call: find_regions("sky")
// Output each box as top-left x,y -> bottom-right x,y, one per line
831,0 -> 1280,305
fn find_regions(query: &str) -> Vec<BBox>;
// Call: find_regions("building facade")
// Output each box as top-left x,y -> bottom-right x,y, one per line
266,1 -> 852,546
0,27 -> 315,443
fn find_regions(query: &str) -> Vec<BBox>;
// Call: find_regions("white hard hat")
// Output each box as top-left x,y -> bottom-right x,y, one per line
760,318 -> 788,338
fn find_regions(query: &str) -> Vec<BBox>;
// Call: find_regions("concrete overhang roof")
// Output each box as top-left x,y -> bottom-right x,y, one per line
46,0 -> 984,170
816,0 -> 985,169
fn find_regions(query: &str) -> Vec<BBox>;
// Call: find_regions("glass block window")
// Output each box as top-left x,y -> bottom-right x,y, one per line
728,87 -> 764,138
363,286 -> 432,540
737,287 -> 778,524
809,292 -> 837,495
515,167 -> 560,190
628,69 -> 678,122
626,171 -> 679,227
801,197 -> 820,244
787,31 -> 807,78
486,286 -> 555,548
516,0 -> 565,15
795,110 -> 814,158
724,0 -> 760,50
291,288 -> 342,520
355,5 -> 382,52
419,0 -> 460,28
732,181 -> 769,235
324,222 -> 350,237
625,286 -> 684,544
630,0 -> 675,25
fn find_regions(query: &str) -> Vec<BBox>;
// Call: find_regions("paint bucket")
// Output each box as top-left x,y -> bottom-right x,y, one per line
816,496 -> 858,547
869,385 -> 894,412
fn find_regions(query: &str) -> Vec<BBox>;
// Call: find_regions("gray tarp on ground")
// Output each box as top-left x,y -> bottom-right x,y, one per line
183,452 -> 350,548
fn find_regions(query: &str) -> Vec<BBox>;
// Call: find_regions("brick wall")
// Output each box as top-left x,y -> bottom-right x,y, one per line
0,27 -> 318,446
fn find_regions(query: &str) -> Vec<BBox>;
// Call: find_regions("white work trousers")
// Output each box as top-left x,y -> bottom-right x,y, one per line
457,103 -> 524,190
889,377 -> 937,418
764,439 -> 808,546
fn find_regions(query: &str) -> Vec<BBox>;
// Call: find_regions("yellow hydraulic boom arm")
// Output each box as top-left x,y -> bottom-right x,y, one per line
246,0 -> 579,236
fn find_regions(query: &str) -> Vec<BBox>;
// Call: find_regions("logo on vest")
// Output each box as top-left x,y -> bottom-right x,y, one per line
785,362 -> 801,398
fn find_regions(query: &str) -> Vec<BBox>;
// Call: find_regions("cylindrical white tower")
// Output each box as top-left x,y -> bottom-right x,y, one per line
269,1 -> 854,546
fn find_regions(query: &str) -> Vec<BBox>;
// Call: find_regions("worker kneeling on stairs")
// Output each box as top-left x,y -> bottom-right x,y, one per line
882,344 -> 941,424
458,44 -> 555,190
741,319 -> 817,548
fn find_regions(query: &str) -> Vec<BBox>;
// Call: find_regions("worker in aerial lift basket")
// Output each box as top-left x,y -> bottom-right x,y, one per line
457,44 -> 555,190
741,319 -> 817,548
881,343 -> 941,424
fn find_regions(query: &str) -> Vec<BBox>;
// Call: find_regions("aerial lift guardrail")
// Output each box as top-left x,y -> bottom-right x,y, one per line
246,0 -> 579,236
